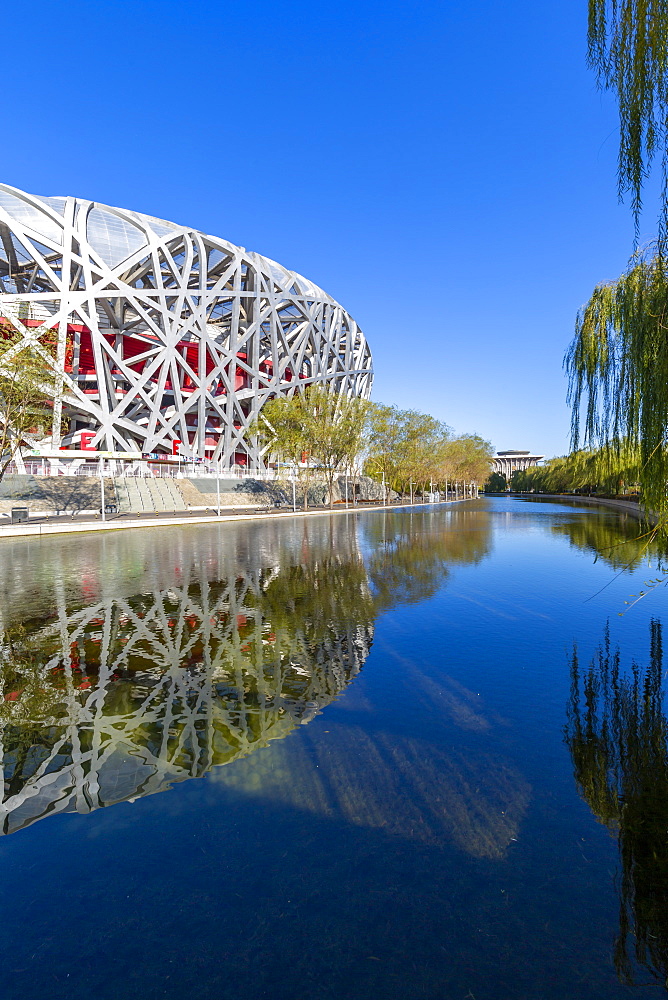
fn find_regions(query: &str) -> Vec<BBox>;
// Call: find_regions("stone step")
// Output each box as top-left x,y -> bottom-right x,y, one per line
105,477 -> 191,514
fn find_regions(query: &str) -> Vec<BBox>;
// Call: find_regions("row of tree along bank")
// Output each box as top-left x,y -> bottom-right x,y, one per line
484,446 -> 643,497
254,388 -> 494,508
0,339 -> 494,507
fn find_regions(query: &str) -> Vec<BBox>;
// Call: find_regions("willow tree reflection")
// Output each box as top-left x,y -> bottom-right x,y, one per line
565,621 -> 668,987
552,512 -> 663,572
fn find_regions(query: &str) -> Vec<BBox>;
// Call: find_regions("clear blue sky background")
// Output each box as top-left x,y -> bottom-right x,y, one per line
0,0 -> 647,458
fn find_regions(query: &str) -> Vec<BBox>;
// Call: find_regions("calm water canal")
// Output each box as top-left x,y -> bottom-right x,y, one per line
0,497 -> 667,999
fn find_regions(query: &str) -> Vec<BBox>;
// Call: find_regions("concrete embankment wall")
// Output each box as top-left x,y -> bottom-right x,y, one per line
0,475 -> 264,516
0,472 -> 394,517
0,475 -> 112,516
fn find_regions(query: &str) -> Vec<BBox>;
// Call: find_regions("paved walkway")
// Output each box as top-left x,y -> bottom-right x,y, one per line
0,497 -> 479,540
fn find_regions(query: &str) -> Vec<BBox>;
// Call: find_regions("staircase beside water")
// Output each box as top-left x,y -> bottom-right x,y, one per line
114,477 -> 187,514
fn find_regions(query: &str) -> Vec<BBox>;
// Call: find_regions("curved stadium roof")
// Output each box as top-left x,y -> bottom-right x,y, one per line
0,183 -> 372,466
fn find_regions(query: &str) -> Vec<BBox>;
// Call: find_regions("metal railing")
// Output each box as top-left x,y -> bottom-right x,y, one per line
2,461 -> 287,480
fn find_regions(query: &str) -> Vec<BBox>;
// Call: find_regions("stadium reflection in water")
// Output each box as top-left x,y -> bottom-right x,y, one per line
9,498 -> 667,1000
0,509 -> 495,839
0,518 -> 376,835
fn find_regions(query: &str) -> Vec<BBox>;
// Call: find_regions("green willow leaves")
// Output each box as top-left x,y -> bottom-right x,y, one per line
588,0 -> 668,235
566,246 -> 668,519
509,445 -> 642,496
568,3 -> 668,519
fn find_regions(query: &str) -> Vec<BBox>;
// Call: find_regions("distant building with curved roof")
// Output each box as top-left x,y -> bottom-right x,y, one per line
0,183 -> 372,468
492,450 -> 544,479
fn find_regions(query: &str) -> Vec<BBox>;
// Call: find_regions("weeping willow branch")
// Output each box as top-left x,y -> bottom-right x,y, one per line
567,242 -> 668,519
588,0 -> 668,235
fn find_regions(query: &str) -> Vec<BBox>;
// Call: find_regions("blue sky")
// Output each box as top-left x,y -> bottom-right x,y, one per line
1,0 -> 646,458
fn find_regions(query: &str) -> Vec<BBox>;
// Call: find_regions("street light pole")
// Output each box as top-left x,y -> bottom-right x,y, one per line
216,459 -> 221,517
99,457 -> 106,522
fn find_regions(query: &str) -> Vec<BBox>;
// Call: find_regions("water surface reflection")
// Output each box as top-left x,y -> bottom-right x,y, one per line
552,510 -> 664,571
216,510 -> 529,858
0,520 -> 374,835
3,499 -> 651,1000
0,510 -> 495,838
363,507 -> 492,606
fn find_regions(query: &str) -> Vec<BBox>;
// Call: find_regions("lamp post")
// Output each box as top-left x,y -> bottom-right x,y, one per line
216,459 -> 221,517
99,457 -> 106,522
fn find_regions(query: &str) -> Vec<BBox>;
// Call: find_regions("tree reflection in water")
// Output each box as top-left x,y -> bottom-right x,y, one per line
0,509 -> 505,845
565,621 -> 668,987
552,511 -> 664,572
364,508 -> 492,608
216,510 -> 530,859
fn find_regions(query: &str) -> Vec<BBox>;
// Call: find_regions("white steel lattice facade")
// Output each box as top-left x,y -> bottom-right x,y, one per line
0,183 -> 373,467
